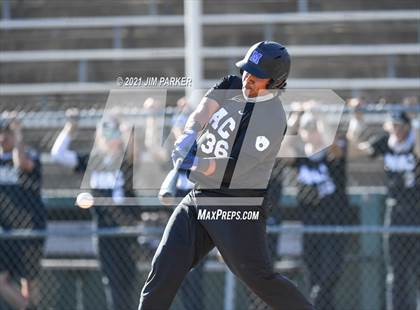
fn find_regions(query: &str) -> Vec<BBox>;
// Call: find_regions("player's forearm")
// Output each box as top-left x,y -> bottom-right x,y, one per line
287,111 -> 303,135
413,118 -> 420,157
192,157 -> 235,180
13,142 -> 34,172
346,115 -> 367,144
184,97 -> 220,133
51,126 -> 72,154
51,125 -> 78,168
184,111 -> 206,133
194,158 -> 217,176
346,115 -> 374,158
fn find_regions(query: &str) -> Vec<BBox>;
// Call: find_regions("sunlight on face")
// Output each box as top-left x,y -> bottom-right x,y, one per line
241,71 -> 271,98
392,122 -> 410,142
0,131 -> 15,152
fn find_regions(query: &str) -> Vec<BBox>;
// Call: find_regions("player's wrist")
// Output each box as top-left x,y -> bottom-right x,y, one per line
194,158 -> 216,176
183,129 -> 198,137
174,129 -> 198,160
184,120 -> 202,134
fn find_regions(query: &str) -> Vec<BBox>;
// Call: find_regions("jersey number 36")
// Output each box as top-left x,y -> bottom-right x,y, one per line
200,131 -> 229,157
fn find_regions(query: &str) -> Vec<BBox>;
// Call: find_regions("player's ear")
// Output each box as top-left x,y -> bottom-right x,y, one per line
269,79 -> 287,89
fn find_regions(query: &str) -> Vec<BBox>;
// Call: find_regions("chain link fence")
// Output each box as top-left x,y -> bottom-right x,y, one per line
0,101 -> 419,310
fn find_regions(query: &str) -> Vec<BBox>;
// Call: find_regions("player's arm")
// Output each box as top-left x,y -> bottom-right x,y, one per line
279,106 -> 305,166
10,119 -> 34,172
414,117 -> 420,158
345,99 -> 380,158
173,75 -> 238,175
50,108 -> 80,168
172,97 -> 221,176
184,97 -> 220,132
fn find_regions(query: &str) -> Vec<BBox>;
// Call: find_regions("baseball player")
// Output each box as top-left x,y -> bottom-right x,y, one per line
0,117 -> 45,310
286,110 -> 350,310
347,103 -> 420,310
139,41 -> 313,309
51,111 -> 141,310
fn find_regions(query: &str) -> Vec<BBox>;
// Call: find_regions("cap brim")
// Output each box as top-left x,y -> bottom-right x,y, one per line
390,119 -> 406,125
235,59 -> 271,79
389,115 -> 410,125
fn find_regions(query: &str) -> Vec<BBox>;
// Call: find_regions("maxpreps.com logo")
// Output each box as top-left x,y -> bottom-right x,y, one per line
249,50 -> 263,64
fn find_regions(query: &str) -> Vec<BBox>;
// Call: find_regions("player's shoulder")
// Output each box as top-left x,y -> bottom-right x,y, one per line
204,75 -> 242,105
368,132 -> 390,157
370,133 -> 389,148
26,147 -> 40,161
254,97 -> 287,140
260,96 -> 287,123
212,75 -> 242,90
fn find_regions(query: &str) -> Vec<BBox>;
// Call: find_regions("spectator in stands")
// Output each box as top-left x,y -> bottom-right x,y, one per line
50,109 -> 141,310
402,96 -> 419,120
170,96 -> 205,310
143,97 -> 170,163
0,116 -> 45,310
285,103 -> 350,310
347,99 -> 420,310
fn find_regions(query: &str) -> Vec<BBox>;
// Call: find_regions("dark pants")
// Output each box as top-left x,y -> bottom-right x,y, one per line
99,236 -> 140,310
175,189 -> 205,310
386,203 -> 420,310
303,234 -> 346,310
139,190 -> 313,310
178,260 -> 205,310
0,190 -> 46,280
301,195 -> 348,310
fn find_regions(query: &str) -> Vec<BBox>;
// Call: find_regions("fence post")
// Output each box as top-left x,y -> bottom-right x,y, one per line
358,193 -> 385,310
2,0 -> 10,20
224,268 -> 236,310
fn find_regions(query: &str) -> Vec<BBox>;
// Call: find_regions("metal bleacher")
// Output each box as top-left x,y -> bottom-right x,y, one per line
1,2 -> 419,102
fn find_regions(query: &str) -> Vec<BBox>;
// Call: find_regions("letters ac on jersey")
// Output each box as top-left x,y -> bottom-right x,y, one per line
198,96 -> 244,158
191,75 -> 287,190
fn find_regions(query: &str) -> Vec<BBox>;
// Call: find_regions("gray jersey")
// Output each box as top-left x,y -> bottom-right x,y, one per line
190,75 -> 287,193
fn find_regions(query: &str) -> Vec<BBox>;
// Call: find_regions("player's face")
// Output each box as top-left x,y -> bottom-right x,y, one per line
392,122 -> 410,142
0,131 -> 15,152
242,71 -> 271,98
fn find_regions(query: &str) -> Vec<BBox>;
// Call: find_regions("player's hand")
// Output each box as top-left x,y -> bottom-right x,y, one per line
172,139 -> 198,170
172,129 -> 197,159
64,108 -> 80,136
347,98 -> 364,120
65,108 -> 80,122
9,116 -> 23,143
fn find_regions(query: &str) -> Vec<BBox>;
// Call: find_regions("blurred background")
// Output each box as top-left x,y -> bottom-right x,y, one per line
0,1 -> 419,310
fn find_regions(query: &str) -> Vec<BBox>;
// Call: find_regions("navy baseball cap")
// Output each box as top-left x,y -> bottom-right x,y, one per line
389,111 -> 410,125
236,41 -> 291,83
